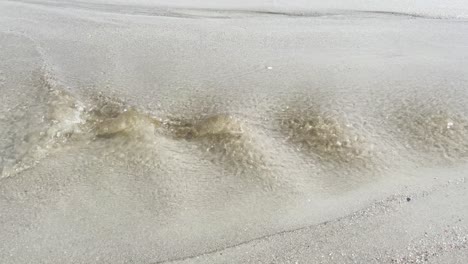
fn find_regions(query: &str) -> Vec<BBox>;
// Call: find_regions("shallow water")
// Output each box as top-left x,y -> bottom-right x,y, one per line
1,1 -> 468,263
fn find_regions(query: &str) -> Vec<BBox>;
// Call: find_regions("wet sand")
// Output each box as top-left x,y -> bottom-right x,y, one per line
0,1 -> 468,263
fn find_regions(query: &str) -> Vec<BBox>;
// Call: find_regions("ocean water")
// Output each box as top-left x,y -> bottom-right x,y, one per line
1,1 -> 468,263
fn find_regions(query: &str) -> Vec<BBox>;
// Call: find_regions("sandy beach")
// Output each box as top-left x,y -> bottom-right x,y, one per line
1,1 -> 467,263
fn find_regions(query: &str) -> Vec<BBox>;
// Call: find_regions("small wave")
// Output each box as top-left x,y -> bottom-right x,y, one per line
1,72 -> 86,177
4,70 -> 467,186
277,104 -> 373,169
0,72 -> 161,177
388,101 -> 468,162
165,114 -> 267,177
1,73 -> 268,181
86,93 -> 161,140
